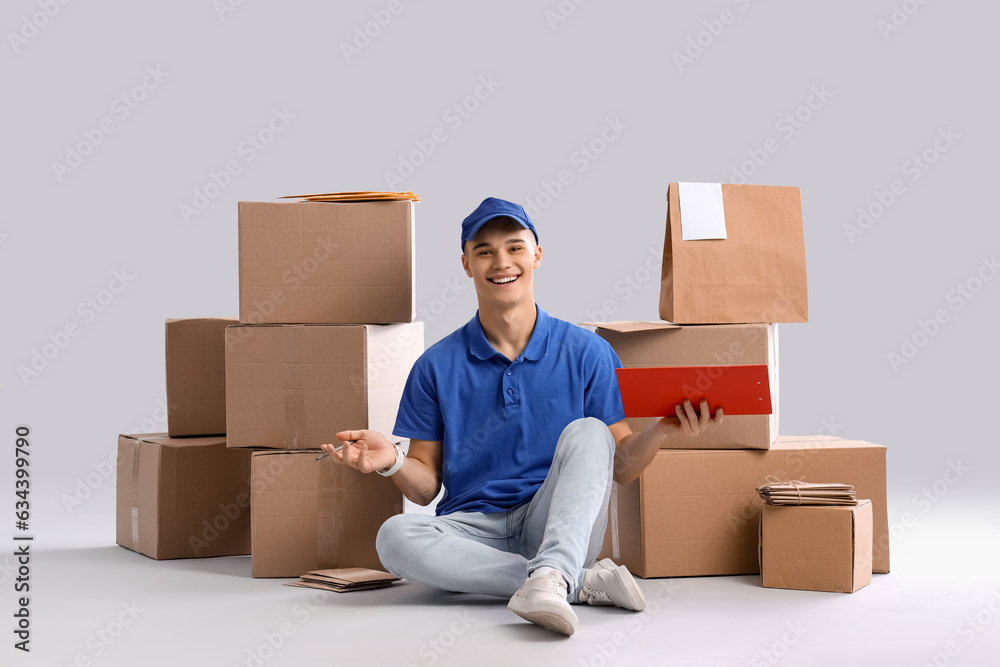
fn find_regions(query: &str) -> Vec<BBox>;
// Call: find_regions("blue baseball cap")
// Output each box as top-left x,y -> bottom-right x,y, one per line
460,197 -> 538,251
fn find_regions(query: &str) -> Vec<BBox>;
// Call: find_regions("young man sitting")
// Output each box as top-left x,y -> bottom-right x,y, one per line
321,197 -> 721,636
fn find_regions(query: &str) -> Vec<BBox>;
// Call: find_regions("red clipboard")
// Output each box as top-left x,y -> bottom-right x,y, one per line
615,365 -> 772,418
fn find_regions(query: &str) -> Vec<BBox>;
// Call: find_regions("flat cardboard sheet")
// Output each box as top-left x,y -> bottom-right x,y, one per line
285,567 -> 400,593
757,481 -> 857,506
279,191 -> 420,202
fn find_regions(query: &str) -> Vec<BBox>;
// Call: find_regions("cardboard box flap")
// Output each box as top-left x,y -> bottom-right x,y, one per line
121,433 -> 228,449
581,321 -> 682,333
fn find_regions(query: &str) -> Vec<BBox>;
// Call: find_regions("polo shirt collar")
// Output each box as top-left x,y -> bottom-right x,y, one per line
467,305 -> 551,361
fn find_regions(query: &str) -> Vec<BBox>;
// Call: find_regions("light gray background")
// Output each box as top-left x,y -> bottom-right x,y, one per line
2,1 -> 998,665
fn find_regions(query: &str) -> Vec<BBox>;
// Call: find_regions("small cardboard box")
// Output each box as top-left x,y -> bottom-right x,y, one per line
760,500 -> 873,593
250,450 -> 402,578
659,182 -> 808,324
166,318 -> 237,436
225,322 -> 423,449
116,433 -> 251,559
238,200 -> 415,324
589,321 -> 778,449
602,435 -> 888,577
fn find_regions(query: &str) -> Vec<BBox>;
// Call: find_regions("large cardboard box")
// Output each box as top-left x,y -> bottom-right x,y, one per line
225,322 -> 423,449
590,321 -> 778,449
603,435 -> 888,577
166,318 -> 237,436
760,500 -> 873,593
116,433 -> 251,559
659,182 -> 808,324
238,200 -> 415,324
250,450 -> 402,578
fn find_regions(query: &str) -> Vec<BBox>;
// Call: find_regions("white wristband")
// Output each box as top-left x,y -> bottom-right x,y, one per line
376,442 -> 405,477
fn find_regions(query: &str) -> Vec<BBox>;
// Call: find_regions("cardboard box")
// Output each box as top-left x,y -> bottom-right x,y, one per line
225,322 -> 423,449
116,433 -> 251,559
589,321 -> 778,449
251,450 -> 402,578
603,435 -> 888,577
166,318 -> 237,436
238,200 -> 415,324
760,500 -> 873,593
659,182 -> 808,324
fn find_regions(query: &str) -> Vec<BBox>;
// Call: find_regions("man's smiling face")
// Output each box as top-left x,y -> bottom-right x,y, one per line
461,217 -> 542,310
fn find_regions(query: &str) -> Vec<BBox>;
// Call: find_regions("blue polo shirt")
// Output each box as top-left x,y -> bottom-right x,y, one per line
393,305 -> 625,516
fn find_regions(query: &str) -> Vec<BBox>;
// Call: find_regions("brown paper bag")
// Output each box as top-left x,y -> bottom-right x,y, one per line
659,183 -> 808,323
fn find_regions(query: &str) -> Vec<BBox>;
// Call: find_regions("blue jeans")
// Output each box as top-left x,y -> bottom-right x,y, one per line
376,417 -> 615,603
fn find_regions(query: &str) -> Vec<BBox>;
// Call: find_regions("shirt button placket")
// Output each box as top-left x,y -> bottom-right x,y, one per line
504,365 -> 516,407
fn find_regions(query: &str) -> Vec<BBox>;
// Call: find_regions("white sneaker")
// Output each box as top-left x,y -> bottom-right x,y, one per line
580,559 -> 646,611
507,571 -> 578,636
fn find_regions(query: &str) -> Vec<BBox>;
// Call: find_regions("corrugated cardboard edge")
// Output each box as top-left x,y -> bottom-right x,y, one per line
853,499 -> 874,592
408,202 -> 417,321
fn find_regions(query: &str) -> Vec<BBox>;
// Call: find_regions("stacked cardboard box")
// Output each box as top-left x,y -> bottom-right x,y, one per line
117,318 -> 251,560
231,199 -> 422,577
590,321 -> 778,450
166,318 -> 237,436
592,183 -> 888,589
116,433 -> 251,559
760,499 -> 873,593
116,197 -> 421,578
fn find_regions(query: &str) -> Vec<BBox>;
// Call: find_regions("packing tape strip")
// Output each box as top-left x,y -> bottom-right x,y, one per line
282,327 -> 305,449
609,482 -> 620,561
130,437 -> 147,550
315,459 -> 343,565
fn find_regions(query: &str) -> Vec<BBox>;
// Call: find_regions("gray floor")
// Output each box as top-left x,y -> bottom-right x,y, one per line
20,502 -> 1000,667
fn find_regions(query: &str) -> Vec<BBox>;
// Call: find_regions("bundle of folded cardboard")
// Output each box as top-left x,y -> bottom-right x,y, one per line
285,567 -> 400,593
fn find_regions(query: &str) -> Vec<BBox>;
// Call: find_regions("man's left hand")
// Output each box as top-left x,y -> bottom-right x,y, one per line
653,398 -> 723,438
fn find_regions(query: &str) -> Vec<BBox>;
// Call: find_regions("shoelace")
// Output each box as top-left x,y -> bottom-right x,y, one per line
547,575 -> 568,596
585,587 -> 613,605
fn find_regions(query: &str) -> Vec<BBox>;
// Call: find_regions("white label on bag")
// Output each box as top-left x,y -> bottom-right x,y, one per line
678,182 -> 728,240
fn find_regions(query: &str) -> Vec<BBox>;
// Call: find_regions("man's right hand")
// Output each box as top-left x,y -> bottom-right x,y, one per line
320,430 -> 396,474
